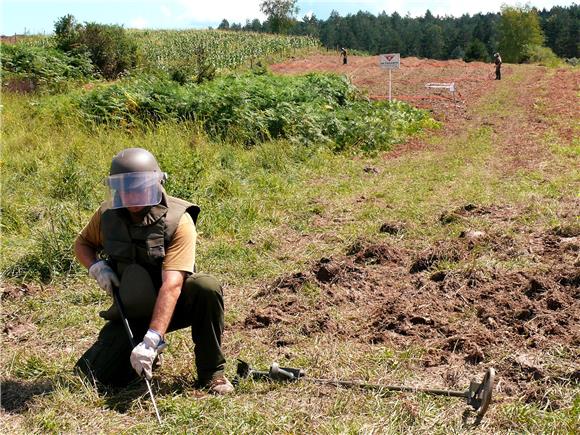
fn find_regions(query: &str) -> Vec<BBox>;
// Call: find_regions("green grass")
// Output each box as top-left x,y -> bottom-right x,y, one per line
1,72 -> 434,283
2,63 -> 578,433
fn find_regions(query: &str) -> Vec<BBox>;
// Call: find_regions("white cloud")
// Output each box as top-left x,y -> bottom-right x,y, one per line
130,17 -> 148,28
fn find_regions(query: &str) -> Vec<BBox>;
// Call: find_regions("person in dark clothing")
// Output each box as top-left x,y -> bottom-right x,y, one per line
340,47 -> 348,65
494,53 -> 502,80
74,148 -> 233,395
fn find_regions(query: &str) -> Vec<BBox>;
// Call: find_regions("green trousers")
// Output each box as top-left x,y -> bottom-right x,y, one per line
75,273 -> 226,387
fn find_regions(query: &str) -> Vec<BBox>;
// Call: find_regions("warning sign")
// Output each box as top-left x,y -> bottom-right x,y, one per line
379,53 -> 400,69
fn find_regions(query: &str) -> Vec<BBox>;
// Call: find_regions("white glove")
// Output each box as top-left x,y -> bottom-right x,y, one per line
130,329 -> 167,380
88,260 -> 120,295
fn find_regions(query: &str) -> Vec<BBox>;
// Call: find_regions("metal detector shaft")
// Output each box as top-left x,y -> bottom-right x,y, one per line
112,287 -> 162,425
302,377 -> 467,398
254,361 -> 466,397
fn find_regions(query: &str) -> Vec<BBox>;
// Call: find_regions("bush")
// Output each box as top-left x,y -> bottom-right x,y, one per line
54,14 -> 82,52
54,15 -> 138,79
168,48 -> 217,85
523,44 -> 561,67
72,72 -> 436,151
449,46 -> 466,60
78,23 -> 138,79
1,44 -> 93,93
464,39 -> 490,62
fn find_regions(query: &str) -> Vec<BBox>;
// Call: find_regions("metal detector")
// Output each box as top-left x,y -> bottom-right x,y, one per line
112,286 -> 163,424
236,360 -> 495,421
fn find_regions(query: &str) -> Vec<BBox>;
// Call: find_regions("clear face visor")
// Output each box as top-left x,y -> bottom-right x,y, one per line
106,172 -> 163,209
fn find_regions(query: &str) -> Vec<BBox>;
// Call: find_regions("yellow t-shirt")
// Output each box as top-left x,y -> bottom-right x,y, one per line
78,208 -> 196,273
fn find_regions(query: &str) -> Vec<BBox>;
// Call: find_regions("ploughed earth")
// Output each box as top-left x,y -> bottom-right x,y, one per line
238,211 -> 579,407
270,54 -> 501,125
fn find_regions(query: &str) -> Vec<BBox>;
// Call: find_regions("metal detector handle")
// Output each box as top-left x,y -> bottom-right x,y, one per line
269,363 -> 305,381
249,369 -> 272,380
303,376 -> 466,397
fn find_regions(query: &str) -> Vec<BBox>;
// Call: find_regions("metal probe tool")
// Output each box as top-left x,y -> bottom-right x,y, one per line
112,287 -> 162,424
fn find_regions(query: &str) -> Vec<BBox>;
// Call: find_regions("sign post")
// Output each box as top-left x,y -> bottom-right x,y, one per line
379,53 -> 400,101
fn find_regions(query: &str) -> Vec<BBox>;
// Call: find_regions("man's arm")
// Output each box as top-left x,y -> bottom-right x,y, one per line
148,212 -> 196,336
74,207 -> 103,269
74,236 -> 99,269
149,269 -> 185,336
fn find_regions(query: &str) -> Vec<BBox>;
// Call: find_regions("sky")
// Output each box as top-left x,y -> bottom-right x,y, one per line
1,0 -> 577,35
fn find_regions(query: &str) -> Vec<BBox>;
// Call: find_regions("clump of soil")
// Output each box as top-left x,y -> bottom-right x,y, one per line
2,321 -> 37,342
348,241 -> 403,265
244,305 -> 294,328
259,272 -> 311,295
379,221 -> 406,235
439,203 -> 495,224
409,241 -> 465,273
552,224 -> 580,238
1,283 -> 42,300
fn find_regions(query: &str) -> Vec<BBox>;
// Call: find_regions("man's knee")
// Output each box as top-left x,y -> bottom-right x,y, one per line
75,322 -> 138,388
184,274 -> 223,299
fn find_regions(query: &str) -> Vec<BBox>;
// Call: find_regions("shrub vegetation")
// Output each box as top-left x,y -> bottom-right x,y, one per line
55,14 -> 138,79
72,72 -> 436,150
523,44 -> 561,67
1,44 -> 93,93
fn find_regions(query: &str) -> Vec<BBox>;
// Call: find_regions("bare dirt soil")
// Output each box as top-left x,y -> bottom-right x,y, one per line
271,54 -> 505,125
247,55 -> 580,407
242,227 -> 579,406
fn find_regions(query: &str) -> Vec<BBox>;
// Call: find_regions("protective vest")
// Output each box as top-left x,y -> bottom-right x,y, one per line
100,192 -> 200,287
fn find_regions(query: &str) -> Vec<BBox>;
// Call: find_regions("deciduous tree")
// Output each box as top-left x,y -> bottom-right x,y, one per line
498,5 -> 544,63
260,0 -> 299,34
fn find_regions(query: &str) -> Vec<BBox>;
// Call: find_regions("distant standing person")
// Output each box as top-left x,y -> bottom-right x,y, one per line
340,47 -> 348,65
493,52 -> 502,80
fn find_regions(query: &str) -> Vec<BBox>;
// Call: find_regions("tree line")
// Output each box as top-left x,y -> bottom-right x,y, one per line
218,2 -> 579,62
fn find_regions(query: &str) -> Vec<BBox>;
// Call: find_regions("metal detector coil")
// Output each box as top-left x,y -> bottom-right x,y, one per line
467,367 -> 495,419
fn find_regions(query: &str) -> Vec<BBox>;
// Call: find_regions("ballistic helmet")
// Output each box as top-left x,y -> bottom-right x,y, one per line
107,148 -> 167,209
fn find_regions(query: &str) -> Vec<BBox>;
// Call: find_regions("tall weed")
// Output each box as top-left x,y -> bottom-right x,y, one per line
71,72 -> 436,151
523,44 -> 562,67
1,44 -> 93,93
2,203 -> 84,282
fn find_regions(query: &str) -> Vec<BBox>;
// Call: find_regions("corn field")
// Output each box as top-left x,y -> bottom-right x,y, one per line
132,29 -> 319,71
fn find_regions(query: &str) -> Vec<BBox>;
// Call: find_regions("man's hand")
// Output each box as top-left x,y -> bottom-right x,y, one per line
88,260 -> 120,295
130,329 -> 167,379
